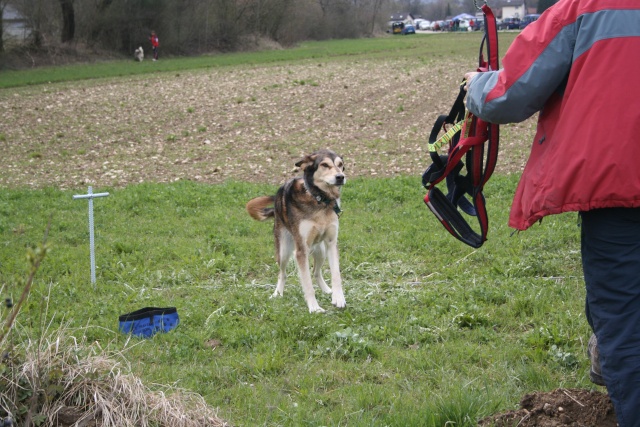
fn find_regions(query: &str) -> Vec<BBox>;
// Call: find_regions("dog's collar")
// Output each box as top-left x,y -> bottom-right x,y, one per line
313,193 -> 342,216
315,194 -> 342,216
304,181 -> 342,216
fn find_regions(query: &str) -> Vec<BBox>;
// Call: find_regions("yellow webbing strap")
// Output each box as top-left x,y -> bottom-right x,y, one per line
428,120 -> 463,153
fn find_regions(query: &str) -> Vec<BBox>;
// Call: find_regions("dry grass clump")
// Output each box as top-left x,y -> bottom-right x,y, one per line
1,324 -> 229,427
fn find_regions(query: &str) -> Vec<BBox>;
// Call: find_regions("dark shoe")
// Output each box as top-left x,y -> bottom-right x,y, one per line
588,334 -> 606,386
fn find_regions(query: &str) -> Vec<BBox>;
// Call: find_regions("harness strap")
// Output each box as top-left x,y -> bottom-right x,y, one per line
423,84 -> 477,216
422,3 -> 499,249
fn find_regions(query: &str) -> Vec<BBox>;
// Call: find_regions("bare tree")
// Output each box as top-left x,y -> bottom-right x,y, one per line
11,0 -> 59,48
3,0 -> 418,60
0,0 -> 5,52
368,0 -> 386,35
207,0 -> 249,50
79,0 -> 165,53
258,0 -> 294,42
27,0 -> 43,47
59,0 -> 74,42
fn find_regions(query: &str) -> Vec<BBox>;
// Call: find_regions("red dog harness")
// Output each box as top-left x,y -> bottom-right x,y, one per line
422,2 -> 500,248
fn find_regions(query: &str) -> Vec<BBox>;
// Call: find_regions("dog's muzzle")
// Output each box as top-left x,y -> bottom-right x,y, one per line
335,174 -> 345,185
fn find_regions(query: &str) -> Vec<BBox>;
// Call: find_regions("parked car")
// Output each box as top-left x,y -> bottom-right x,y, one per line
418,20 -> 431,30
519,14 -> 540,29
430,20 -> 446,31
456,19 -> 470,31
498,17 -> 521,30
402,24 -> 416,35
391,21 -> 404,34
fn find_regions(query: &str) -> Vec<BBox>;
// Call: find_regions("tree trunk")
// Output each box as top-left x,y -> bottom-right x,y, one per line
0,5 -> 4,53
59,0 -> 75,42
370,0 -> 383,36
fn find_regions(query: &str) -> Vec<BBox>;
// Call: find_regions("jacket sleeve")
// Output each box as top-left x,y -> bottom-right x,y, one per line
466,11 -> 575,124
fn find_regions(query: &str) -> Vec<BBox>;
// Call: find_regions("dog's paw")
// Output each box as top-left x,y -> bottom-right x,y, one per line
307,301 -> 325,313
319,284 -> 332,295
332,293 -> 346,309
315,277 -> 332,294
270,290 -> 283,299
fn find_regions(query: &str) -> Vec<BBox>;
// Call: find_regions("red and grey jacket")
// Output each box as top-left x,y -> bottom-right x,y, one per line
466,0 -> 640,231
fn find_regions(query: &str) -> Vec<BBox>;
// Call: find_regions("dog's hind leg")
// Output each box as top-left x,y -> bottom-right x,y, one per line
311,243 -> 332,295
326,240 -> 346,308
272,229 -> 293,299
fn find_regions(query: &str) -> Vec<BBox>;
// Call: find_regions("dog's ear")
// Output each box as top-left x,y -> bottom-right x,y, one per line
295,154 -> 317,171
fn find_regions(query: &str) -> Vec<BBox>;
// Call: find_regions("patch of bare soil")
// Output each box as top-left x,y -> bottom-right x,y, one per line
479,388 -> 617,427
0,55 -> 535,190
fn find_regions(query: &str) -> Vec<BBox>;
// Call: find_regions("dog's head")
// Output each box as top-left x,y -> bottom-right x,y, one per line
296,149 -> 346,198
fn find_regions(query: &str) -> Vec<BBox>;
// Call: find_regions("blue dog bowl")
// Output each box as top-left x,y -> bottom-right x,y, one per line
118,307 -> 179,338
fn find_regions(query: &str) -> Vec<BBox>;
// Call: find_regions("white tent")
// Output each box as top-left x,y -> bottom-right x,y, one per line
452,13 -> 476,21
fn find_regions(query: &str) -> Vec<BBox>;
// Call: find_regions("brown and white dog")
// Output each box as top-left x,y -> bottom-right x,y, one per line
246,149 -> 346,313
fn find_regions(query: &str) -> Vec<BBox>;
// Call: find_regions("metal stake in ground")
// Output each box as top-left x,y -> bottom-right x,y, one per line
73,186 -> 109,284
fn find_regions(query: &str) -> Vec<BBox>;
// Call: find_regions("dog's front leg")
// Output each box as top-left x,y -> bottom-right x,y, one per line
326,240 -> 345,308
295,247 -> 325,313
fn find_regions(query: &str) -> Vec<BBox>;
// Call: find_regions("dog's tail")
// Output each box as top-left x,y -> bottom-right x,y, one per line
246,196 -> 275,221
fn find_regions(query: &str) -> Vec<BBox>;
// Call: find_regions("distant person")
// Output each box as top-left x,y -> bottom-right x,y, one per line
149,31 -> 159,61
464,0 -> 640,425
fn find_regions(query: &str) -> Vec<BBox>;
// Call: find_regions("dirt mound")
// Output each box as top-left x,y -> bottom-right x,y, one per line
479,388 -> 617,427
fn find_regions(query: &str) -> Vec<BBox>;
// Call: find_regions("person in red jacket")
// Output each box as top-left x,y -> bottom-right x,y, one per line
149,30 -> 159,61
465,0 -> 640,425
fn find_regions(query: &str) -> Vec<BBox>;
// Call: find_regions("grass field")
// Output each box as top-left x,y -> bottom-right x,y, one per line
0,33 -> 598,426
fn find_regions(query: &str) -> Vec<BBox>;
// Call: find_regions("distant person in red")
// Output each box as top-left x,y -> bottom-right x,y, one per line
149,31 -> 159,61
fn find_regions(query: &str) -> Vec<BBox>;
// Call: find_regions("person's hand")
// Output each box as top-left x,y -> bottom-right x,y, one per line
464,72 -> 479,91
